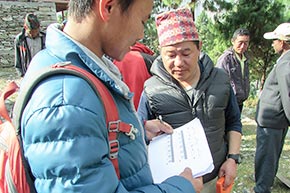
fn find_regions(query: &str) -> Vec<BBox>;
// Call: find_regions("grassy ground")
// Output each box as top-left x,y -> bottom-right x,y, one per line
0,67 -> 21,112
232,107 -> 290,193
1,67 -> 289,192
0,67 -> 20,87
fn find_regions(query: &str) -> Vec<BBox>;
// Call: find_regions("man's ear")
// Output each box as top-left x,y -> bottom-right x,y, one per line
231,38 -> 235,45
199,41 -> 203,50
99,0 -> 114,21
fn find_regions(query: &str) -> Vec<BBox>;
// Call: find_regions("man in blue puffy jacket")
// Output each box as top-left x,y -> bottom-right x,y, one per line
18,0 -> 203,193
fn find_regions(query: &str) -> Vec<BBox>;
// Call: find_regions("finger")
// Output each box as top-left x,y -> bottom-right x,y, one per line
224,175 -> 234,187
184,167 -> 192,172
196,176 -> 203,182
146,131 -> 155,141
218,170 -> 225,178
160,122 -> 173,133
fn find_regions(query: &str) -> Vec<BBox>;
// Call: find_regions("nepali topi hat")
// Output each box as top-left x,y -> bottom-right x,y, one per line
155,8 -> 199,47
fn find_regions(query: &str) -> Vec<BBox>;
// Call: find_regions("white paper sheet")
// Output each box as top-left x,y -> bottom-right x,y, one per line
148,118 -> 214,183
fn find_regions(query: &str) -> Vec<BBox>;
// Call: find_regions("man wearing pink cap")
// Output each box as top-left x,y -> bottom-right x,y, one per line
216,28 -> 251,113
138,8 -> 242,193
254,23 -> 290,193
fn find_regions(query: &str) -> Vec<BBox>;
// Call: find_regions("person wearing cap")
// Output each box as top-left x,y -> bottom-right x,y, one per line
14,13 -> 46,77
254,23 -> 290,193
216,28 -> 251,113
137,7 -> 242,193
18,1 -> 203,193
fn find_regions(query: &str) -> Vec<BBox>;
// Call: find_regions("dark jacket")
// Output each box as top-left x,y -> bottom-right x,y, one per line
256,50 -> 290,129
141,53 -> 242,183
14,28 -> 46,77
216,48 -> 250,105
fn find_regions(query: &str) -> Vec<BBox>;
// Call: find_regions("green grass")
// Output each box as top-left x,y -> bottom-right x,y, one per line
233,109 -> 290,193
1,68 -> 289,192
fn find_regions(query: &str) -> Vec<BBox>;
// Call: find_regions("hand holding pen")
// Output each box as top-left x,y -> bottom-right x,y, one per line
144,115 -> 173,141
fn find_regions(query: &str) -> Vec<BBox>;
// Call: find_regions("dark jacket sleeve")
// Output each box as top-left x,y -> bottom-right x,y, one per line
276,60 -> 290,123
14,30 -> 25,77
225,87 -> 242,133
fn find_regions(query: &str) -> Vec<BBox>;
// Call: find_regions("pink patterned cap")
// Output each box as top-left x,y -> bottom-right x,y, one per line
155,8 -> 199,47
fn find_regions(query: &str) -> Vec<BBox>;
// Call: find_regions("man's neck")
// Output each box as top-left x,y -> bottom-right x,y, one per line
180,67 -> 201,89
235,52 -> 244,60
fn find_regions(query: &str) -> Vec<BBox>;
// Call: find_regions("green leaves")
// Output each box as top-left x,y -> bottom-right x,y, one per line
143,0 -> 287,90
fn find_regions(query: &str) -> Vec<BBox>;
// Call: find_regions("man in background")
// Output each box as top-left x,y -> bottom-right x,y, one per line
216,28 -> 250,112
254,23 -> 290,193
14,13 -> 46,77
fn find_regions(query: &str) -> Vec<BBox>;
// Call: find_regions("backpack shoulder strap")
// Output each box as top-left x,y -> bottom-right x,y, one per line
0,81 -> 19,124
13,62 -> 136,179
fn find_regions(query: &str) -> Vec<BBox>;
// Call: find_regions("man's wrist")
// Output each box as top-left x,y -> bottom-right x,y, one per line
226,154 -> 242,164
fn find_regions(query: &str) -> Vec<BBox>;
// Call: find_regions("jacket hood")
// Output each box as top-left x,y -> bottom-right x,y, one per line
198,52 -> 215,85
34,23 -> 131,98
150,56 -> 174,82
130,42 -> 154,55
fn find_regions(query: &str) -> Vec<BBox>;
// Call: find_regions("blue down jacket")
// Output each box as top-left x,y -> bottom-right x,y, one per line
19,24 -> 195,193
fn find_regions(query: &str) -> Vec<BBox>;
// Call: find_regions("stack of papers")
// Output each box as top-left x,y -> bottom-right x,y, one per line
148,118 -> 214,183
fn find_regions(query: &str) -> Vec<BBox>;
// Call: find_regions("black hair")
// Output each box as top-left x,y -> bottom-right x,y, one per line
193,41 -> 200,49
68,0 -> 135,22
232,28 -> 250,40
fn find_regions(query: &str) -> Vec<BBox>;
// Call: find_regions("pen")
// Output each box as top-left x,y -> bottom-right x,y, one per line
158,115 -> 164,124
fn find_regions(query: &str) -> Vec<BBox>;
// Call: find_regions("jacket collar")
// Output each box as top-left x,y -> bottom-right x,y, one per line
45,23 -> 131,99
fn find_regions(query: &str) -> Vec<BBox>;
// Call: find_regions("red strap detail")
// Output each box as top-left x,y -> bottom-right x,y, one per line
52,64 -> 135,179
108,121 -> 132,133
19,46 -> 26,52
0,82 -> 19,123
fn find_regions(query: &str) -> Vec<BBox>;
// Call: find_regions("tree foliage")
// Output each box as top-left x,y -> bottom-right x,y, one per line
142,1 -> 164,54
144,0 -> 288,90
197,0 -> 286,90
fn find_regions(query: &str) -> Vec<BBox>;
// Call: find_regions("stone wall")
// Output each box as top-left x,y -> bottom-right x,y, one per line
0,1 -> 57,68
